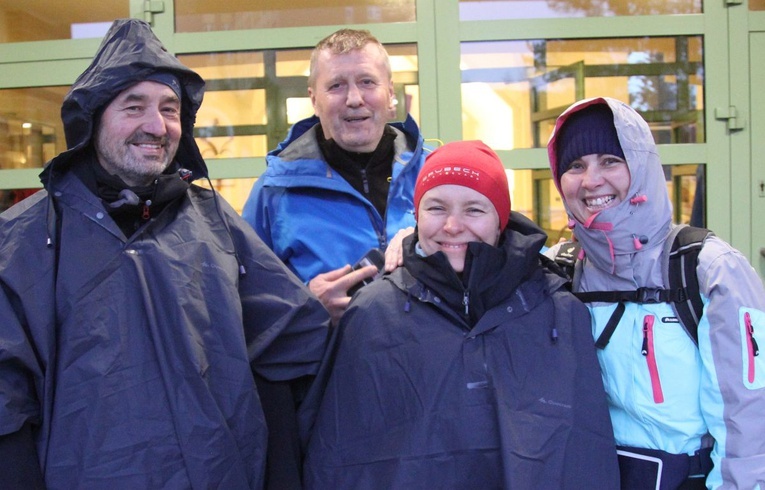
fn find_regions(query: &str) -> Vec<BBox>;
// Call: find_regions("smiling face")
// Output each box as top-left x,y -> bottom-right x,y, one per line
559,153 -> 631,223
95,80 -> 181,187
417,184 -> 501,273
308,43 -> 394,153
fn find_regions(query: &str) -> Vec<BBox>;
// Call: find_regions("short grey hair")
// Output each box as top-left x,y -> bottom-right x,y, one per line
308,28 -> 392,88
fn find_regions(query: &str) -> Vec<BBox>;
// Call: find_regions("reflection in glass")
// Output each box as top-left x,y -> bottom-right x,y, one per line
286,98 -> 314,125
461,36 -> 704,149
460,0 -> 701,21
198,178 -> 258,216
182,52 -> 266,79
197,135 -> 269,160
670,164 -> 704,226
0,3 -> 127,43
174,0 -> 416,32
531,170 -> 570,244
275,50 -> 312,77
0,87 -> 67,169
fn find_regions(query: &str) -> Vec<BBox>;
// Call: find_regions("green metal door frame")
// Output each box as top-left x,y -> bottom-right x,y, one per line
742,7 -> 765,276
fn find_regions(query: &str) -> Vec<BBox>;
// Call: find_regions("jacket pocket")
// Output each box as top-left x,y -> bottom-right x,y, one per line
740,307 -> 765,389
641,315 -> 665,403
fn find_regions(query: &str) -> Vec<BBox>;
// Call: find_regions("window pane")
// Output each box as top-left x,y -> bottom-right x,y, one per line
175,0 -> 416,32
460,0 -> 701,21
529,170 -> 570,244
180,52 -> 272,157
0,3 -> 127,43
178,44 -> 419,160
0,87 -> 67,169
461,37 -> 704,149
275,50 -> 312,78
668,164 -> 704,226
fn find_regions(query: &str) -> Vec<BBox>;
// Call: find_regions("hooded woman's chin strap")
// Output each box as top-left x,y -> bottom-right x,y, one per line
569,191 -> 651,275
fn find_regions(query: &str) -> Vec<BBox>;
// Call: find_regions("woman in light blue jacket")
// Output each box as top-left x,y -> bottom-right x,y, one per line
546,97 -> 765,489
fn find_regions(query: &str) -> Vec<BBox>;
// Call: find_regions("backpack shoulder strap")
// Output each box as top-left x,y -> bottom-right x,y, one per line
662,224 -> 713,345
553,240 -> 582,282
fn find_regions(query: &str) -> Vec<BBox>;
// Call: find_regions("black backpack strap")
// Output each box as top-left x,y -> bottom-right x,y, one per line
565,226 -> 712,349
553,241 -> 581,281
594,302 -> 626,349
575,287 -> 682,304
663,225 -> 713,345
538,252 -> 571,281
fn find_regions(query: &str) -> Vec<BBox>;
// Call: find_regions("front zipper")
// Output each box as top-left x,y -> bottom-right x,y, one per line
641,315 -> 664,404
142,200 -> 152,220
745,312 -> 760,384
361,168 -> 370,194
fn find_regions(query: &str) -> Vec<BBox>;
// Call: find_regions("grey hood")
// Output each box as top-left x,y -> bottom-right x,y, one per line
547,97 -> 673,289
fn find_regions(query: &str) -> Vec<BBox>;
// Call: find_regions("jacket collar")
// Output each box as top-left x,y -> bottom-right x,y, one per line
397,212 -> 552,327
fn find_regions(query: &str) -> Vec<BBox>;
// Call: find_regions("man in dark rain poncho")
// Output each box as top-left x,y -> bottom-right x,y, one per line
0,19 -> 330,489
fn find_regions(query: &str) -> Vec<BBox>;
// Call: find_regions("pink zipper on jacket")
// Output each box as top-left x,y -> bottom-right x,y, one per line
641,315 -> 664,403
745,312 -> 760,384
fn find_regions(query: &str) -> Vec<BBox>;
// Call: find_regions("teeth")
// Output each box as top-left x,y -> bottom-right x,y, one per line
585,196 -> 614,207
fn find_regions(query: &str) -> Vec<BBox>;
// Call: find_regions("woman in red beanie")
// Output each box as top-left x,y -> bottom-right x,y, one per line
299,140 -> 619,489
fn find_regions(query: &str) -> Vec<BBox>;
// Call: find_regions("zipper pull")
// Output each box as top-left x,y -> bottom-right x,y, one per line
746,312 -> 760,357
632,234 -> 643,250
640,315 -> 663,403
179,168 -> 193,181
463,291 -> 469,316
641,321 -> 649,356
142,200 -> 151,220
361,169 -> 370,194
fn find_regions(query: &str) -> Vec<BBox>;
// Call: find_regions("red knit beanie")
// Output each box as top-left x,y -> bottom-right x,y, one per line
414,140 -> 511,230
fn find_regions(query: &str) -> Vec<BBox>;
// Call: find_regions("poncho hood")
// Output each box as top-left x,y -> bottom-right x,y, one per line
547,97 -> 673,288
40,18 -> 207,184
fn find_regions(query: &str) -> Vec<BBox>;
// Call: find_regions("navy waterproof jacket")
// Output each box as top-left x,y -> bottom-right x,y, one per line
300,212 -> 620,489
0,19 -> 330,489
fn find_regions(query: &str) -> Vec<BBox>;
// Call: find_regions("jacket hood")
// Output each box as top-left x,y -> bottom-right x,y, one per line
41,18 -> 207,183
547,97 -> 672,286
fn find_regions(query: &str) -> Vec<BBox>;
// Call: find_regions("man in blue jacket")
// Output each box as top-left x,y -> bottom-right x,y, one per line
0,19 -> 330,489
242,28 -> 428,325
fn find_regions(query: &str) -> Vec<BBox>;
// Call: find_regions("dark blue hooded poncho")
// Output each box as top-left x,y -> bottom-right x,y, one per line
0,18 -> 330,489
